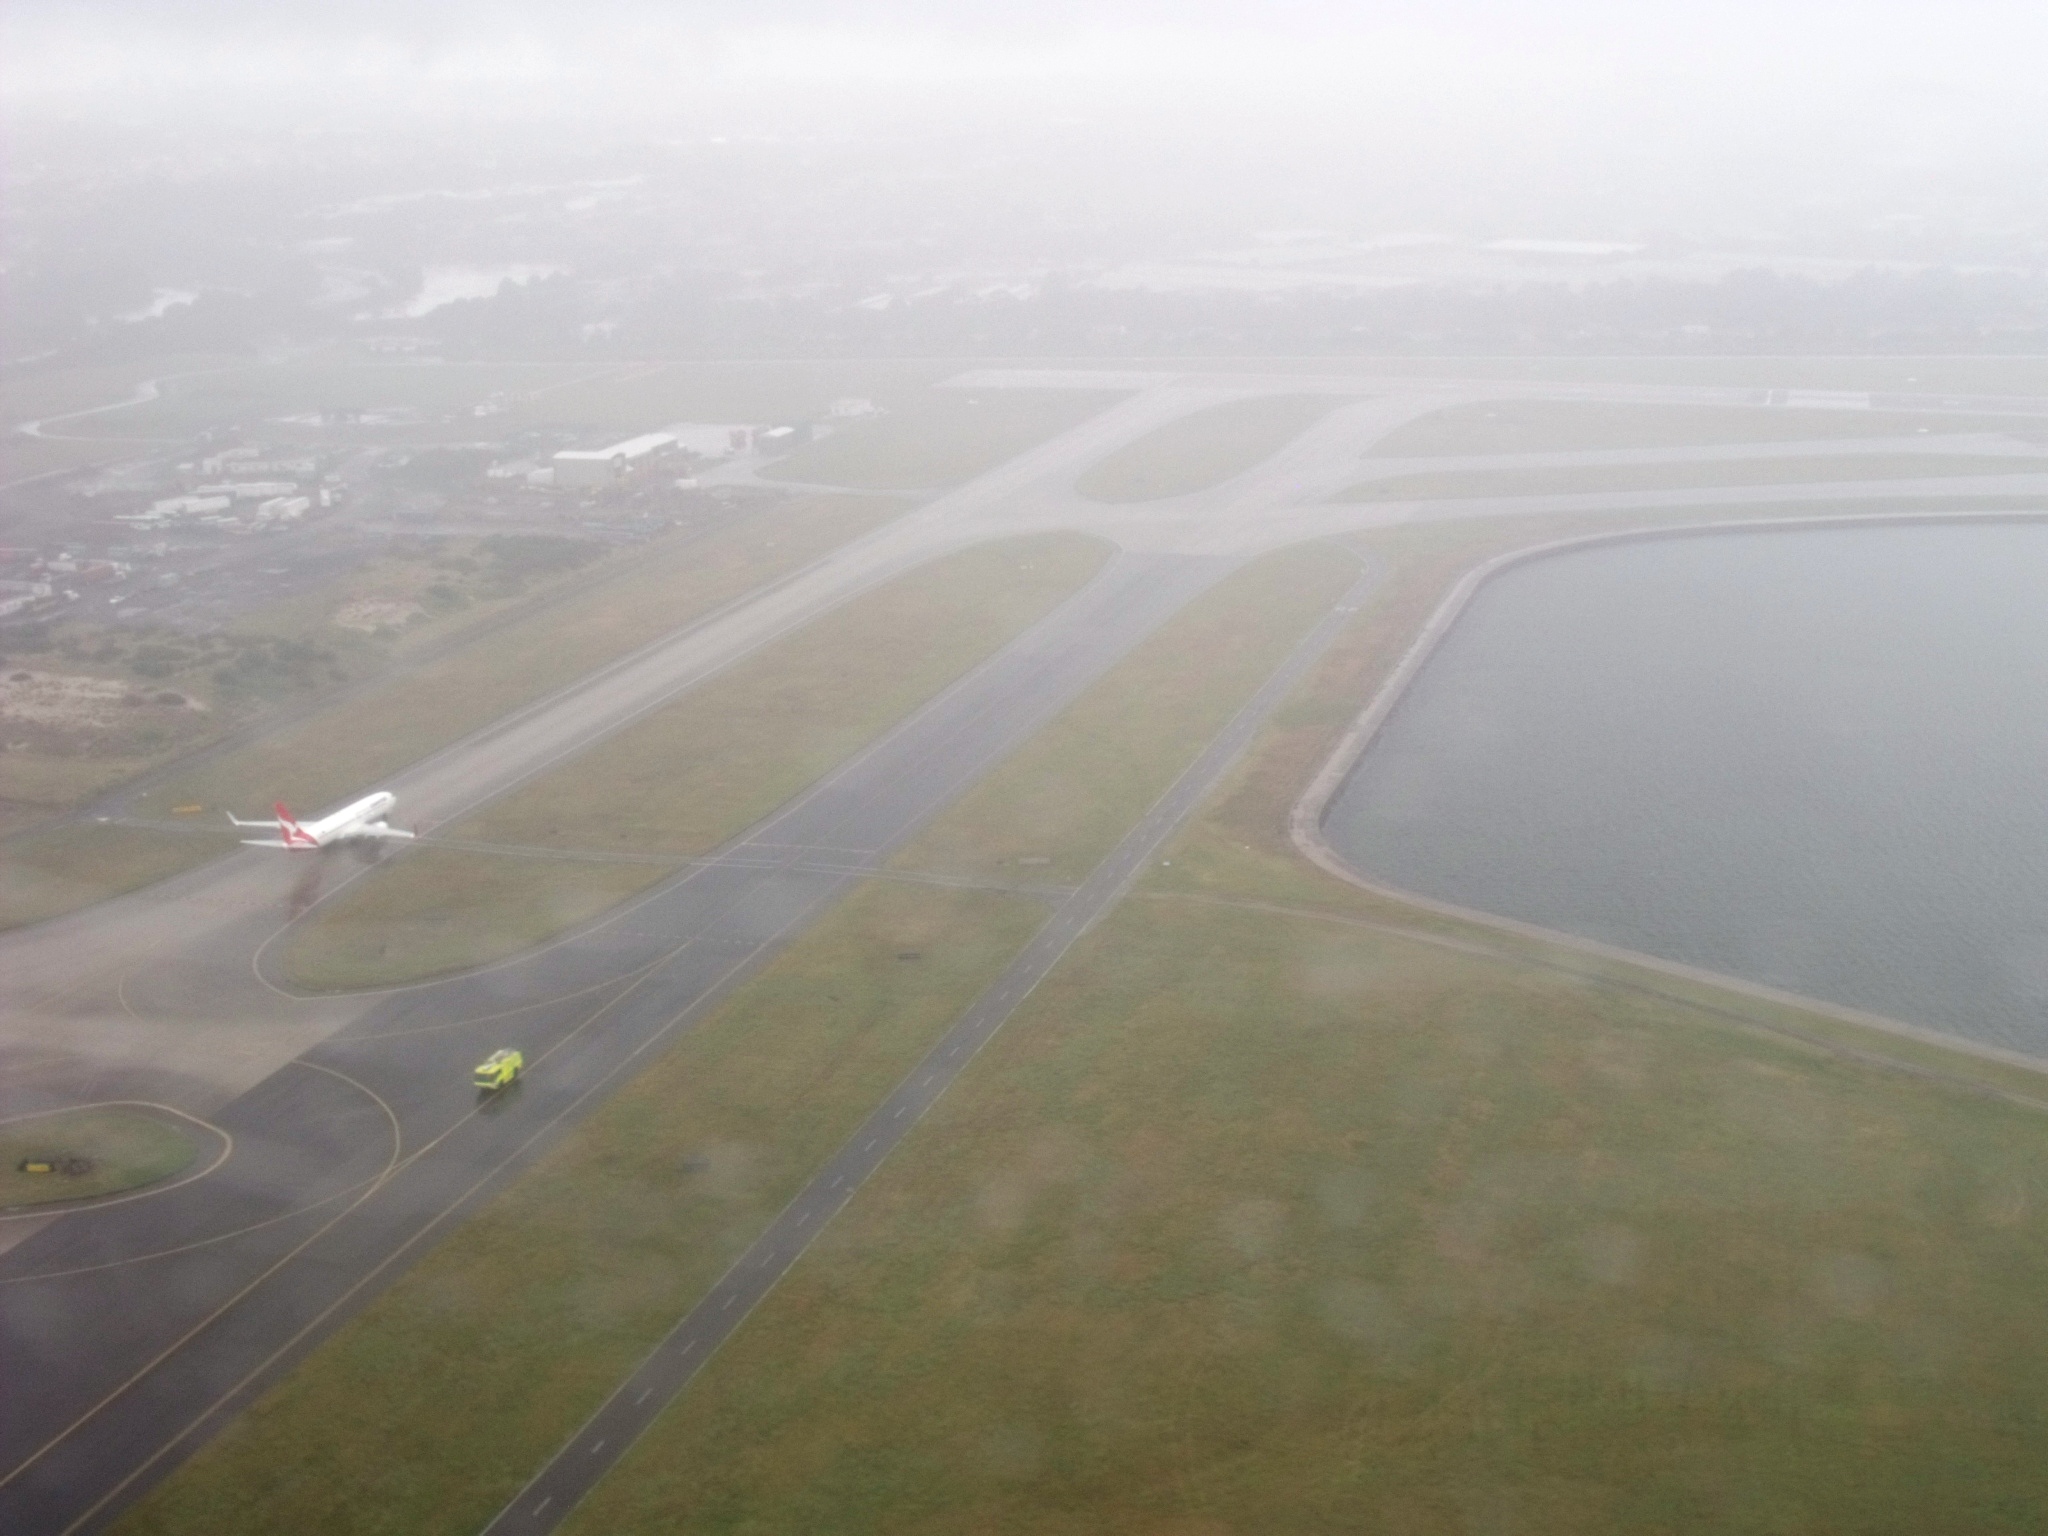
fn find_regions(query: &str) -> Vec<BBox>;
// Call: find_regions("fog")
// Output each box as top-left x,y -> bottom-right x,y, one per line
10,9 -> 2048,1534
5,2 -> 2047,360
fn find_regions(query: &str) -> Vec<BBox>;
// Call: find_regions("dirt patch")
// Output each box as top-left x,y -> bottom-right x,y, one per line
2,670 -> 136,728
0,669 -> 205,731
0,669 -> 211,769
332,599 -> 425,633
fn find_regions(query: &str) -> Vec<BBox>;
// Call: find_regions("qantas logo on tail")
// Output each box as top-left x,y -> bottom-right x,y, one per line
231,789 -> 413,849
274,802 -> 317,848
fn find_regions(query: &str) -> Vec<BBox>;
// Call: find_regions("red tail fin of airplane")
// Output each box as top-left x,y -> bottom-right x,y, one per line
274,801 -> 316,847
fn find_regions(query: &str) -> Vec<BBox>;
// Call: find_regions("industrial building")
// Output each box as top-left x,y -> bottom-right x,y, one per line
665,423 -> 756,458
551,432 -> 678,488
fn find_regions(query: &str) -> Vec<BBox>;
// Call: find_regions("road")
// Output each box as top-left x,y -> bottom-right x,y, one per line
4,364 -> 2047,1532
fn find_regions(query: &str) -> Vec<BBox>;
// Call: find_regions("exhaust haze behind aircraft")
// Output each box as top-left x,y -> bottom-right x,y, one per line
228,792 -> 416,849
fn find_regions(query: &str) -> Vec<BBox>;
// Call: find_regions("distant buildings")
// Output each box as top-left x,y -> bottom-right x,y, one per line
120,486 -> 308,531
0,581 -> 55,620
194,481 -> 300,501
664,423 -> 757,459
198,447 -> 260,476
552,432 -> 678,488
546,417 -> 832,487
120,495 -> 233,525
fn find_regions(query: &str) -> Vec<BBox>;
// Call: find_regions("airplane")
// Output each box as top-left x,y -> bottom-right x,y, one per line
227,791 -> 416,850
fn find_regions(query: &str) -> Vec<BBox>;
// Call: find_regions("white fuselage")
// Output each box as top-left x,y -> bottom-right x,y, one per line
303,791 -> 400,844
230,790 -> 415,849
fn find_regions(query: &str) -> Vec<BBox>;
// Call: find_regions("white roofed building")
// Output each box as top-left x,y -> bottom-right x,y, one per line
664,424 -> 756,459
551,432 -> 676,488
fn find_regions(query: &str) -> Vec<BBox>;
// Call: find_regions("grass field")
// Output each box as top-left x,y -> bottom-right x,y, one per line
562,893 -> 2048,1536
894,542 -> 1360,887
0,535 -> 624,842
0,355 -> 242,432
1369,399 -> 2042,458
275,850 -> 673,993
1336,453 -> 2048,502
503,360 -> 965,435
42,358 -> 600,441
760,390 -> 1116,489
0,754 -> 182,841
0,434 -> 142,489
277,532 -> 1110,988
0,1106 -> 198,1207
115,880 -> 1047,1536
1074,394 -> 1345,502
142,494 -> 909,822
229,530 -> 607,659
0,824 -> 236,932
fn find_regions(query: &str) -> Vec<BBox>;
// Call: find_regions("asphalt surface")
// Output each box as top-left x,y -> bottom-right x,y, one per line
479,556 -> 1381,1535
0,548 -> 1232,1534
6,365 -> 2048,1533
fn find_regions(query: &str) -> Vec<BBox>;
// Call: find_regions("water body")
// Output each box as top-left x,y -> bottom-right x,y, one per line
1325,520 -> 2048,1056
393,264 -> 564,318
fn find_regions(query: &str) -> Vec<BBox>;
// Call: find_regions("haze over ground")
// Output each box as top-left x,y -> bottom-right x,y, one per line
8,8 -> 2048,1535
6,1 -> 2047,362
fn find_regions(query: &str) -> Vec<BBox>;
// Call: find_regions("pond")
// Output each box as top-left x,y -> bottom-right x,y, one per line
1324,520 -> 2048,1055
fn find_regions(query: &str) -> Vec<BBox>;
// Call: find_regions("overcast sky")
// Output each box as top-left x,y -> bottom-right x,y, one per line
5,2 -> 2042,249
6,2 -> 2042,106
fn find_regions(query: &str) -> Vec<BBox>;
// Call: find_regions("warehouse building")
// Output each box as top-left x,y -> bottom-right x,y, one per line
551,432 -> 677,488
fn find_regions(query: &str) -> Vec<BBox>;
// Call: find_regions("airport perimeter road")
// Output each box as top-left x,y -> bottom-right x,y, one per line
482,557 -> 1383,1536
0,551 -> 1236,1536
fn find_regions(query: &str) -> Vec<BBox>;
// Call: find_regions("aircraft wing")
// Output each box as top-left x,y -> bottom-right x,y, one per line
359,821 -> 417,841
238,836 -> 298,848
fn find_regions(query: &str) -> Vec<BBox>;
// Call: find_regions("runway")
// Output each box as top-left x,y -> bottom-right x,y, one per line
479,559 -> 1383,1534
3,365 -> 2045,1532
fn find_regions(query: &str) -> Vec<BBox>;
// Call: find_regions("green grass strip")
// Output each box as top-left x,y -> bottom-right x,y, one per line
0,1107 -> 198,1208
563,893 -> 2048,1536
0,824 -> 236,933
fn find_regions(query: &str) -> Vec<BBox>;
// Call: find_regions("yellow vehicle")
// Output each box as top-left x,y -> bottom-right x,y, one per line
474,1048 -> 524,1092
